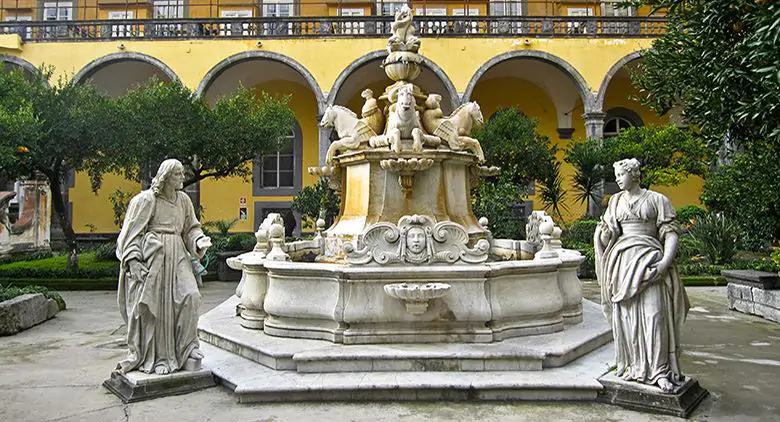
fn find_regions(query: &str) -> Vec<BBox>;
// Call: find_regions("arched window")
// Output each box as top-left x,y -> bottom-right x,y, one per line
254,120 -> 302,196
604,107 -> 643,137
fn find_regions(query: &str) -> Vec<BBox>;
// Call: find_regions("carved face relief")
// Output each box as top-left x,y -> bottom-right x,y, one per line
406,226 -> 426,254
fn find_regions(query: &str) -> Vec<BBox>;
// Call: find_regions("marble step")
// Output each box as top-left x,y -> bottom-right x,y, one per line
198,296 -> 612,373
202,341 -> 614,403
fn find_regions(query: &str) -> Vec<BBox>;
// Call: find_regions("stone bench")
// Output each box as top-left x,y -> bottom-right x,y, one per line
0,293 -> 61,336
722,270 -> 780,323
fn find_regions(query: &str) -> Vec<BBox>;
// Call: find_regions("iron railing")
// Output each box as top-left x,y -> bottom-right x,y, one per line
0,15 -> 666,41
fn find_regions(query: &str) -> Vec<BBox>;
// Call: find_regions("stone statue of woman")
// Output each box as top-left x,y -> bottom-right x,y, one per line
115,159 -> 212,375
594,158 -> 689,392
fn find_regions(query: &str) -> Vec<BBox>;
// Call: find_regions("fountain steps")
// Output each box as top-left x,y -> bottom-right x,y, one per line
200,340 -> 613,403
198,296 -> 612,375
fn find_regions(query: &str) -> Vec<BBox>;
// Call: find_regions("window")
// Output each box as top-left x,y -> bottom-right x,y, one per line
488,0 -> 523,34
452,8 -> 479,34
260,133 -> 295,189
108,11 -> 134,38
604,108 -> 643,137
378,1 -> 405,16
42,2 -> 72,38
262,0 -> 294,35
153,0 -> 184,37
254,120 -> 302,196
603,117 -> 634,137
220,10 -> 252,36
567,7 -> 593,34
339,8 -> 365,35
602,1 -> 638,34
415,8 -> 446,35
4,16 -> 32,39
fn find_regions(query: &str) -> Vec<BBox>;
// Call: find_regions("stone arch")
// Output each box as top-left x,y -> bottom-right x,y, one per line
0,55 -> 44,83
595,50 -> 644,112
463,50 -> 595,113
195,51 -> 326,115
327,50 -> 460,114
72,52 -> 179,86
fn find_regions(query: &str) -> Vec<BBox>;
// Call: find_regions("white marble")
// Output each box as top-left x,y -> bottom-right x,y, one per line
114,159 -> 212,375
594,158 -> 689,393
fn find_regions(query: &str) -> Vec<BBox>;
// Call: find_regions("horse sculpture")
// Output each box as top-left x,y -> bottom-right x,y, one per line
321,105 -> 376,163
370,84 -> 439,153
422,98 -> 485,162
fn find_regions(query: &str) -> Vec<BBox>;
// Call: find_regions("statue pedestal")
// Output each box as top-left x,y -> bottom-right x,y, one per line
103,365 -> 215,403
597,371 -> 709,418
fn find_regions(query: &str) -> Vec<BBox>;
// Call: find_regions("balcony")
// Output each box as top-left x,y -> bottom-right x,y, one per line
0,1 -> 667,42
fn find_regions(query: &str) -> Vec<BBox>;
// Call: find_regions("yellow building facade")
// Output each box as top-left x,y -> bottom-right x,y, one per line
0,4 -> 701,234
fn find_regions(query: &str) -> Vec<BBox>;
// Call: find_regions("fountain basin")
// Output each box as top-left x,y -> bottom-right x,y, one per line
257,251 -> 584,344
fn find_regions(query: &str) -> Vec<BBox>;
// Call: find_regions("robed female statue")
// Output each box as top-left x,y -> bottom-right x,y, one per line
594,158 -> 689,392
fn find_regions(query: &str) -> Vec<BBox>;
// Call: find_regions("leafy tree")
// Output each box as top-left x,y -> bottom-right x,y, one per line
634,0 -> 779,246
108,81 -> 295,190
601,125 -> 712,188
471,108 -> 557,236
291,178 -> 340,228
634,0 -> 780,148
0,66 -> 119,264
472,107 -> 557,188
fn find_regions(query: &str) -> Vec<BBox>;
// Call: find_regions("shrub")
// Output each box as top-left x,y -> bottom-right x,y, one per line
771,248 -> 780,272
224,233 -> 256,252
676,205 -> 707,227
563,219 -> 598,247
701,146 -> 780,250
565,241 -> 596,279
93,242 -> 118,261
0,252 -> 119,278
687,213 -> 741,264
0,284 -> 66,310
292,179 -> 340,228
203,218 -> 239,235
472,175 -> 525,240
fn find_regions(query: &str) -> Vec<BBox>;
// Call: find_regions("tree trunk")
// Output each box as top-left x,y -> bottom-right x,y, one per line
47,173 -> 79,269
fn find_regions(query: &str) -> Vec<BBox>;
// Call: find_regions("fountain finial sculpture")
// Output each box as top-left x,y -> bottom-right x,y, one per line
310,8 -> 492,262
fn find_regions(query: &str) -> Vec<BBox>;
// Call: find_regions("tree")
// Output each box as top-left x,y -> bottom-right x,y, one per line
635,0 -> 779,246
108,80 -> 295,190
0,66 -> 119,263
472,107 -> 558,188
470,108 -> 557,236
291,178 -> 341,228
564,140 -> 607,217
634,0 -> 780,148
601,125 -> 712,188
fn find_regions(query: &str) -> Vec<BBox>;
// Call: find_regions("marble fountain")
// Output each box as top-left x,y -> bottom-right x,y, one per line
197,6 -> 613,402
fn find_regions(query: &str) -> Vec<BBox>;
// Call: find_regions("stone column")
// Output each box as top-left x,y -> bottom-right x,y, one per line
583,111 -> 606,141
582,111 -> 606,217
239,253 -> 269,330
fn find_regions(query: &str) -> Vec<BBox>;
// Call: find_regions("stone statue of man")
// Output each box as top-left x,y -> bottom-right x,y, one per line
115,158 -> 212,375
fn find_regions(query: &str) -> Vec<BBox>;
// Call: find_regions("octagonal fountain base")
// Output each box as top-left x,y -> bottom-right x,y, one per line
198,296 -> 612,402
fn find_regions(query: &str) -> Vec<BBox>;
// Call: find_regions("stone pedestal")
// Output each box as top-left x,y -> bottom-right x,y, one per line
103,365 -> 215,403
723,270 -> 780,323
597,371 -> 709,418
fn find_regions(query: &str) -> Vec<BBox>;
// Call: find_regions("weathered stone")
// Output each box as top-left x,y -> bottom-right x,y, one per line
722,270 -> 780,290
726,283 -> 780,322
103,367 -> 215,403
0,293 -> 59,336
597,371 -> 709,418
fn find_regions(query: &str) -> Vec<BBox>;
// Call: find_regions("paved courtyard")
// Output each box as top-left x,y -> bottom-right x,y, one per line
0,281 -> 778,422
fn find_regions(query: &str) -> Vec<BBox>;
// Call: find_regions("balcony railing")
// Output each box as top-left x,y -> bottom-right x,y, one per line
0,15 -> 666,41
